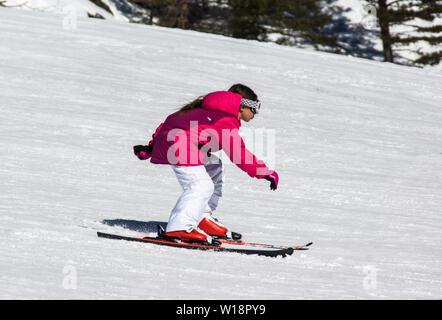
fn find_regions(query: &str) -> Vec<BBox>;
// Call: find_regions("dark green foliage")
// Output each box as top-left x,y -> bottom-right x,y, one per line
129,0 -> 338,48
226,0 -> 338,48
227,0 -> 268,40
266,0 -> 337,48
131,0 -> 228,31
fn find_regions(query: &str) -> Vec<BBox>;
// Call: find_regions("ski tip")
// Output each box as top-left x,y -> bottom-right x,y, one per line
291,242 -> 313,250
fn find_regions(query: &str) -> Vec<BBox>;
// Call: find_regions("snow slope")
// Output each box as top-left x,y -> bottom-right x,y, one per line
1,8 -> 441,299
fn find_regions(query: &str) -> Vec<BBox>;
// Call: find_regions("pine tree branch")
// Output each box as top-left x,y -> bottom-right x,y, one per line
392,35 -> 442,45
415,25 -> 442,33
414,50 -> 442,65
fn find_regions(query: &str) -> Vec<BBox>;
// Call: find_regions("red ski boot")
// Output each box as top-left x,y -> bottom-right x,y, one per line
198,216 -> 228,238
164,228 -> 208,243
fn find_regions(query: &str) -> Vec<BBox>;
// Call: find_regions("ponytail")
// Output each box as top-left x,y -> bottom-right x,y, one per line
177,95 -> 205,115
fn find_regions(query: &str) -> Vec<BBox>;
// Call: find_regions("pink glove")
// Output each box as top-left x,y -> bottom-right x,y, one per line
264,171 -> 279,191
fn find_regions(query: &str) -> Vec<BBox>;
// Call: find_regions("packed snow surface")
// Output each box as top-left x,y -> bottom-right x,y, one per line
1,8 -> 441,299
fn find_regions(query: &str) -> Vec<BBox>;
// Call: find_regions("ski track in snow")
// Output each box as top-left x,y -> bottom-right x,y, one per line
1,8 -> 441,299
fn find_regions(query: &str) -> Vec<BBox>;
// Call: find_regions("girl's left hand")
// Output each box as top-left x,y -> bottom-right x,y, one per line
133,145 -> 153,160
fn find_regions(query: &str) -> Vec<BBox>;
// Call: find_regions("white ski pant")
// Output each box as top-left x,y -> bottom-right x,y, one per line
166,155 -> 224,233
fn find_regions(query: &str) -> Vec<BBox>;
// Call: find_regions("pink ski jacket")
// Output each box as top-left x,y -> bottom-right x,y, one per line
147,91 -> 271,179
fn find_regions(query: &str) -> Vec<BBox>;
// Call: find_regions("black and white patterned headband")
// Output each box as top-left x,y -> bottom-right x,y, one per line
240,98 -> 261,114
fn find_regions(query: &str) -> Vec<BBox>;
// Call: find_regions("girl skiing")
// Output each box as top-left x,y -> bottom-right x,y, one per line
133,84 -> 279,243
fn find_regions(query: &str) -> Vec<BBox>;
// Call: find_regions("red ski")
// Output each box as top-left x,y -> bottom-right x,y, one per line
97,232 -> 311,257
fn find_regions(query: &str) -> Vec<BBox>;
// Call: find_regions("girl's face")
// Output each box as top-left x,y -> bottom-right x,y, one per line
239,106 -> 255,122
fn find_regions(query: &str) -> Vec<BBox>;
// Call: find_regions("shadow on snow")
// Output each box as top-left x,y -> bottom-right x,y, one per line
102,219 -> 167,233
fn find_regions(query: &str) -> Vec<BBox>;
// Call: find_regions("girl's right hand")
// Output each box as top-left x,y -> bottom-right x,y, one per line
264,171 -> 279,191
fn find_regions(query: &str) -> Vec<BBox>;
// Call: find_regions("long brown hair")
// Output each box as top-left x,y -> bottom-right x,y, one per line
176,95 -> 206,115
176,84 -> 258,115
